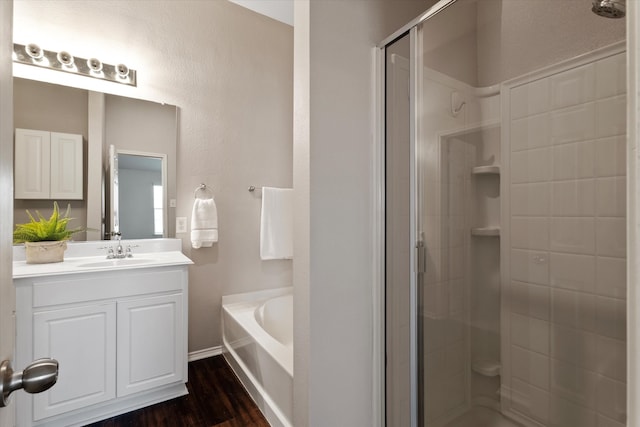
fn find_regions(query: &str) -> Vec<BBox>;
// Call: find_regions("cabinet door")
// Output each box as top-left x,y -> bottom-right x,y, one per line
117,293 -> 184,397
14,128 -> 50,199
50,132 -> 83,199
32,303 -> 116,421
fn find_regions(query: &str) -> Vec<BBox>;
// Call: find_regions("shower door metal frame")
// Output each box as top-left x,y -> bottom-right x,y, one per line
377,27 -> 419,427
629,4 -> 640,426
376,29 -> 417,427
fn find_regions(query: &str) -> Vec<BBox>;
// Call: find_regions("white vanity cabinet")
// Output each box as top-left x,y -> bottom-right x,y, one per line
14,128 -> 84,200
14,264 -> 189,427
32,303 -> 117,421
117,293 -> 184,397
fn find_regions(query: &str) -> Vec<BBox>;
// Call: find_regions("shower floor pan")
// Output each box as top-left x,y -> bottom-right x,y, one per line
445,406 -> 523,427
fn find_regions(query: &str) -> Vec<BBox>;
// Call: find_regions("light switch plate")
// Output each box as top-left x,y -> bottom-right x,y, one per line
176,217 -> 187,233
169,199 -> 177,208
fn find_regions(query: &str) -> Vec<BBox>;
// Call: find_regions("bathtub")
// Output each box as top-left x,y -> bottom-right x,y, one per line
222,287 -> 293,427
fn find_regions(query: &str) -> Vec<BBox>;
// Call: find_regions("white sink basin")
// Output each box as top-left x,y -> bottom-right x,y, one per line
77,258 -> 153,268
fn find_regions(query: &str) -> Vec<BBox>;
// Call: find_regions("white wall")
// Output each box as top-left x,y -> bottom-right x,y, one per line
292,1 -> 310,424
13,0 -> 293,353
307,4 -> 380,424
227,0 -> 293,26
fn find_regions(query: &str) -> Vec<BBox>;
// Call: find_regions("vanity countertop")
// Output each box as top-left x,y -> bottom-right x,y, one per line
13,238 -> 193,279
13,251 -> 193,279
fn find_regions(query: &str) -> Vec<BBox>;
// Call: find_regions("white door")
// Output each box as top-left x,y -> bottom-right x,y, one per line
0,1 -> 15,426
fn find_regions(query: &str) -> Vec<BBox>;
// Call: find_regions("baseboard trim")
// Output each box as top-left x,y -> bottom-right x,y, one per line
188,346 -> 223,362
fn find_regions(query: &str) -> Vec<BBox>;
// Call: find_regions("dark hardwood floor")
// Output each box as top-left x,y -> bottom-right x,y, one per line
85,356 -> 270,427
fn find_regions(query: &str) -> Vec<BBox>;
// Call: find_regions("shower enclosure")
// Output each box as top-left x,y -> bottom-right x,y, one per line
384,1 -> 627,426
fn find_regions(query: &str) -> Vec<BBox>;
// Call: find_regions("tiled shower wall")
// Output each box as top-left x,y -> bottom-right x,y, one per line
503,49 -> 627,427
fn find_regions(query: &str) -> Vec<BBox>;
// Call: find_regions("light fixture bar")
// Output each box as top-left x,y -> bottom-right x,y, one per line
12,43 -> 137,87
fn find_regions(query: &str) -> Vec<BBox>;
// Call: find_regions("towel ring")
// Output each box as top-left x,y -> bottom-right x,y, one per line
194,183 -> 214,199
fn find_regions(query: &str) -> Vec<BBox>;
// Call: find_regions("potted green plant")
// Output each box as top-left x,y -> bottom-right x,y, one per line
13,201 -> 85,264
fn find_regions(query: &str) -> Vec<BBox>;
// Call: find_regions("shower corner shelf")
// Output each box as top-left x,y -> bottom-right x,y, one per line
472,360 -> 501,377
471,227 -> 500,237
472,165 -> 500,175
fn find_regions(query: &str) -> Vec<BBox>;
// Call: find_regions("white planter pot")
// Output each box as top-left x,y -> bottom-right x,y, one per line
25,241 -> 67,264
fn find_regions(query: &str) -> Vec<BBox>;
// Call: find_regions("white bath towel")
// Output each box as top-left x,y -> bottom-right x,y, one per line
191,198 -> 218,248
260,187 -> 293,260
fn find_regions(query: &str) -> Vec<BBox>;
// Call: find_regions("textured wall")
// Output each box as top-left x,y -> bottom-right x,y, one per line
500,0 -> 625,81
13,0 -> 293,353
422,0 -> 479,87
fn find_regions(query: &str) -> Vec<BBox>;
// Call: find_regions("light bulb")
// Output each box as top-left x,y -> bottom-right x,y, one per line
56,51 -> 74,67
87,57 -> 103,72
25,43 -> 43,60
115,63 -> 129,78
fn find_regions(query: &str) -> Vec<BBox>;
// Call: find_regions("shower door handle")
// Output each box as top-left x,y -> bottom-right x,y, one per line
416,241 -> 426,274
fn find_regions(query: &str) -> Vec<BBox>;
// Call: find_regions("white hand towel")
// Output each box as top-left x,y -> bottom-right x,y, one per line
191,198 -> 218,249
260,187 -> 293,260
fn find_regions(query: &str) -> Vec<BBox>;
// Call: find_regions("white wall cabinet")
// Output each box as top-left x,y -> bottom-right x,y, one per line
15,128 -> 83,200
15,265 -> 188,427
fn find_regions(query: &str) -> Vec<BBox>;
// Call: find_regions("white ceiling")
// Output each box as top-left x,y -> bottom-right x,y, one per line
227,0 -> 294,26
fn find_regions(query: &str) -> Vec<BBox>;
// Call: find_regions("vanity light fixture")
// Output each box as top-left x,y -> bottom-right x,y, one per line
13,43 -> 137,87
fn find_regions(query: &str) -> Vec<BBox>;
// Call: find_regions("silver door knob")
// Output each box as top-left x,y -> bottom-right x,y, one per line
0,358 -> 58,407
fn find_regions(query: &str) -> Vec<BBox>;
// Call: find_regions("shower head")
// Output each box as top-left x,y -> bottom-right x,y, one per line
592,0 -> 625,19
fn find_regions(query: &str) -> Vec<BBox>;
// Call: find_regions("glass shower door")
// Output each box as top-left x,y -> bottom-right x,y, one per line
414,3 -> 500,423
385,1 -> 627,426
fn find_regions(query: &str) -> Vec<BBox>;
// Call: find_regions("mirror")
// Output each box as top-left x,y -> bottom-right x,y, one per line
110,147 -> 167,239
12,77 -> 178,241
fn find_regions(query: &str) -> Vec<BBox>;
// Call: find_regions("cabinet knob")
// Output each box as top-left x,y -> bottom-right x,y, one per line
0,358 -> 58,407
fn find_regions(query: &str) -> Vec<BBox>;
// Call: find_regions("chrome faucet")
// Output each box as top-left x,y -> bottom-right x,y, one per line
100,232 -> 138,259
113,232 -> 124,258
103,232 -> 127,259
